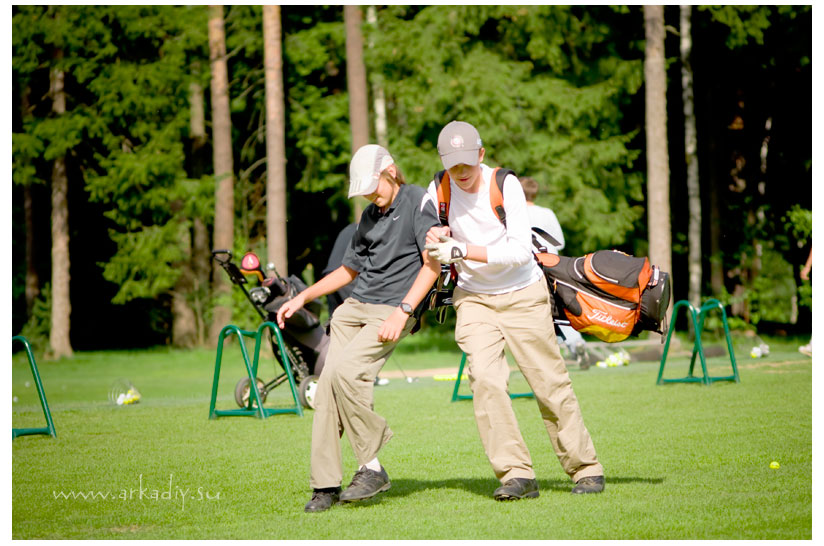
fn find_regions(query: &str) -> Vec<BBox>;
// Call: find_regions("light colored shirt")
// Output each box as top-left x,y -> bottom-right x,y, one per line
426,163 -> 542,295
527,204 -> 565,255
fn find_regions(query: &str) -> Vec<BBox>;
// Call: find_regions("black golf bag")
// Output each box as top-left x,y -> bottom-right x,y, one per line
212,250 -> 329,409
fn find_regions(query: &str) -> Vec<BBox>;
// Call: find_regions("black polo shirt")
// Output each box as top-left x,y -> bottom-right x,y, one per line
342,184 -> 440,306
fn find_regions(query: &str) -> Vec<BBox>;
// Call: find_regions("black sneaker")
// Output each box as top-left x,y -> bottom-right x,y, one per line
304,487 -> 341,513
493,478 -> 539,501
339,466 -> 391,502
571,475 -> 604,494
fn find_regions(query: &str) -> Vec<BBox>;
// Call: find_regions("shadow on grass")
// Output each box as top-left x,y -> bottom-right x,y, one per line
348,475 -> 666,502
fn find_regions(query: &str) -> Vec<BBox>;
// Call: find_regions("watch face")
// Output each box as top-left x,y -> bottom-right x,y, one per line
400,303 -> 413,314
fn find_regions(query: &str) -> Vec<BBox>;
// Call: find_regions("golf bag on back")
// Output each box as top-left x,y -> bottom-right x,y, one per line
532,229 -> 671,343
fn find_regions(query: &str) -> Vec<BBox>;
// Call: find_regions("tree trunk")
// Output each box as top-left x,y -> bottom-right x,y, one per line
344,5 -> 370,220
21,86 -> 40,317
171,224 -> 197,348
367,6 -> 388,148
681,5 -> 702,310
366,6 -> 389,148
24,183 -> 39,317
189,70 -> 210,346
644,5 -> 673,323
49,49 -> 73,359
263,5 -> 288,276
708,141 -> 724,297
208,5 -> 235,345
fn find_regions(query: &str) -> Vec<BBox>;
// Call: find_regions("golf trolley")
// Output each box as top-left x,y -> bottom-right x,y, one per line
212,250 -> 329,410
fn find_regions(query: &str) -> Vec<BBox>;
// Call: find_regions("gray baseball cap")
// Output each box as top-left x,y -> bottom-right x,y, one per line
437,121 -> 483,170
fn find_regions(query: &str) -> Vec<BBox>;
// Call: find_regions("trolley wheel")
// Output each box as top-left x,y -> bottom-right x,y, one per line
298,375 -> 319,410
234,377 -> 267,408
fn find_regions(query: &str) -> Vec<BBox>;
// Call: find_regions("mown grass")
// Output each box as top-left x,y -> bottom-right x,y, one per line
11,334 -> 812,539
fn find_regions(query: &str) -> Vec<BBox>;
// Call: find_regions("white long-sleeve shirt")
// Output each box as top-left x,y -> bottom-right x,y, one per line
426,163 -> 543,295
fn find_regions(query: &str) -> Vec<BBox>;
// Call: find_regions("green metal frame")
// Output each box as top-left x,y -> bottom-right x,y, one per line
451,353 -> 534,402
656,299 -> 740,386
208,321 -> 303,419
12,336 -> 57,439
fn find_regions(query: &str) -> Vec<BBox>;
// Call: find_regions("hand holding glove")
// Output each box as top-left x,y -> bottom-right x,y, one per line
425,235 -> 467,264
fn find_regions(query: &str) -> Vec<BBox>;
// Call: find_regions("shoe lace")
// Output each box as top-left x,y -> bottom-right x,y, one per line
349,469 -> 371,487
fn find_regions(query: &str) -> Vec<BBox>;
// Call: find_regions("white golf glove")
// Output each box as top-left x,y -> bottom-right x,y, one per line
425,235 -> 467,264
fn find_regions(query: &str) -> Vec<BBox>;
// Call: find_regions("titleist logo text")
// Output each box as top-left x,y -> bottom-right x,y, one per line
586,309 -> 629,329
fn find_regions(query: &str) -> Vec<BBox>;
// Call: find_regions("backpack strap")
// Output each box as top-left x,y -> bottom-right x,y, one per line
490,167 -> 515,228
434,170 -> 450,226
436,167 -> 516,228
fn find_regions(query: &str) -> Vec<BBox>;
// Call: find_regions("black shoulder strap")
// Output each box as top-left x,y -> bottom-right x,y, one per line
492,168 -> 515,228
434,170 -> 449,226
532,227 -> 562,250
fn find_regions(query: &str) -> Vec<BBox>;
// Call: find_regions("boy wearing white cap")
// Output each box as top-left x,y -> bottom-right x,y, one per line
425,121 -> 605,500
278,144 -> 441,512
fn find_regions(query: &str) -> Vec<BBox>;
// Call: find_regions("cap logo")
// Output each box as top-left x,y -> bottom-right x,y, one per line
450,135 -> 464,149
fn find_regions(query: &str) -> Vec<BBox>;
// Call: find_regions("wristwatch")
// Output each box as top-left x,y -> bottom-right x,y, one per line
399,302 -> 413,315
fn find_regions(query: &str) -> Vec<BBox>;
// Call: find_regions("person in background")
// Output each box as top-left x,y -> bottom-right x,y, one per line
520,176 -> 591,370
425,121 -> 604,501
799,246 -> 812,357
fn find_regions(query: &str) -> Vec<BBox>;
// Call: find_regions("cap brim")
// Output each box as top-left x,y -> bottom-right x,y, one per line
348,176 -> 380,198
440,150 -> 480,170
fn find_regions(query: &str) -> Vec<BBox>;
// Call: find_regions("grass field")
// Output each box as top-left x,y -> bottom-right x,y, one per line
11,333 -> 812,539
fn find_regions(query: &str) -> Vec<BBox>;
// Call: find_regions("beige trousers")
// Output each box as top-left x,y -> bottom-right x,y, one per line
453,277 -> 603,484
309,298 -> 415,489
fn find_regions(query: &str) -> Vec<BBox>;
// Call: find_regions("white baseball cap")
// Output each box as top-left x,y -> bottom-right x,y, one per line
348,144 -> 395,198
437,121 -> 483,170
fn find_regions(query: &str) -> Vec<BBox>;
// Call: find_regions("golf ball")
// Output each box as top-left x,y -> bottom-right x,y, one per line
770,461 -> 780,469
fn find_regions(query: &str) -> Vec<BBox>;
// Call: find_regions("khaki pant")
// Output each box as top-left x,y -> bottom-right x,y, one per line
309,298 -> 416,489
453,277 -> 603,484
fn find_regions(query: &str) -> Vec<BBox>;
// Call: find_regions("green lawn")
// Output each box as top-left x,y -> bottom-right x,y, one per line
12,335 -> 812,539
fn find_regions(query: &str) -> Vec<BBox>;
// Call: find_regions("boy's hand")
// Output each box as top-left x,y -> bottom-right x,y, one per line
378,308 -> 410,343
426,225 -> 451,245
276,294 -> 306,329
425,235 -> 467,264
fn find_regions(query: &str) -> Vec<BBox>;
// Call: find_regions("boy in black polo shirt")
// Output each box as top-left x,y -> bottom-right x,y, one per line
277,144 -> 440,512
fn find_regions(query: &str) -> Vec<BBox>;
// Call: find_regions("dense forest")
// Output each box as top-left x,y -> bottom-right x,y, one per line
11,5 -> 812,355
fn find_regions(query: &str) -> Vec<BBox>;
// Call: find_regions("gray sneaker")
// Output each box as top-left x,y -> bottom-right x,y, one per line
493,478 -> 539,501
339,466 -> 391,502
571,475 -> 604,494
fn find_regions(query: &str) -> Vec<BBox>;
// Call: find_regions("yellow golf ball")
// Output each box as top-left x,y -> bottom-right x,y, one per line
769,461 -> 780,469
